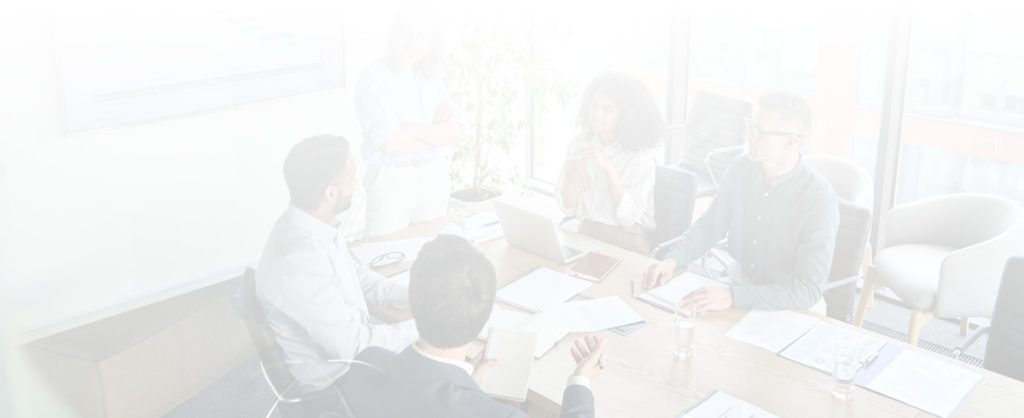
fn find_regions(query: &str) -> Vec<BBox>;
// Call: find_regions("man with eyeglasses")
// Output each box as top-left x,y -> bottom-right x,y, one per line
643,93 -> 840,313
255,135 -> 417,395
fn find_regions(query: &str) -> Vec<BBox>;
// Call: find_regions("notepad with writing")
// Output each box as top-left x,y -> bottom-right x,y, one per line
479,328 -> 537,402
569,252 -> 620,282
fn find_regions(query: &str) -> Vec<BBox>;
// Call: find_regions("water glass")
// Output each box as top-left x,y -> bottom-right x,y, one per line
831,336 -> 862,400
673,302 -> 697,359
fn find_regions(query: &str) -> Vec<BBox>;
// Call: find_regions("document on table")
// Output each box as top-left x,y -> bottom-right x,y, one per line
725,310 -> 821,353
680,390 -> 780,418
477,307 -> 569,358
779,322 -> 887,374
541,296 -> 645,333
636,272 -> 727,312
351,237 -> 430,266
862,349 -> 982,418
496,267 -> 592,312
441,211 -> 504,243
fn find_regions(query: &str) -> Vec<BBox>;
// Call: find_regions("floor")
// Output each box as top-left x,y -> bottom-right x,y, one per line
162,297 -> 990,418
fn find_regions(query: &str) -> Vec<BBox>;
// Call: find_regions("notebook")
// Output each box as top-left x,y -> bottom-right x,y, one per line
569,252 -> 621,282
479,328 -> 537,402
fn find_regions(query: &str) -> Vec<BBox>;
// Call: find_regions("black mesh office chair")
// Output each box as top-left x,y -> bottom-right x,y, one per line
953,257 -> 1024,381
675,91 -> 752,198
651,165 -> 698,256
235,268 -> 352,418
821,200 -> 873,322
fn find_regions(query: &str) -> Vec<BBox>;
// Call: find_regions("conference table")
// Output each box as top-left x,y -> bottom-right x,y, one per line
361,200 -> 1024,418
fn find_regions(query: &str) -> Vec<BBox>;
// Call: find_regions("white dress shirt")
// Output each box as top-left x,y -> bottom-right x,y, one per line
354,60 -> 462,166
556,134 -> 660,229
255,205 -> 417,393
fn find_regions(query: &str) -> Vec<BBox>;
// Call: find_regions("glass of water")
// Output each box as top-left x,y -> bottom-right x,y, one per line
831,336 -> 862,400
673,302 -> 697,359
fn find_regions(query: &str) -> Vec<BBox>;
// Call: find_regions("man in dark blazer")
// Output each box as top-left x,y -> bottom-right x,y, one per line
339,235 -> 606,418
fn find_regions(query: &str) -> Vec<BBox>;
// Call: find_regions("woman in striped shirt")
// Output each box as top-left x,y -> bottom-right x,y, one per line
556,73 -> 665,254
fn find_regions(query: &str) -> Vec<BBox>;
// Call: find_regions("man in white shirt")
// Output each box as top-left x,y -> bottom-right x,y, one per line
255,134 -> 417,394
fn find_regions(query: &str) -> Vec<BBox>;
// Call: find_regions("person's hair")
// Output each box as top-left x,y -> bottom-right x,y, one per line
282,135 -> 350,211
385,11 -> 445,79
409,235 -> 497,349
577,72 -> 665,151
757,92 -> 813,138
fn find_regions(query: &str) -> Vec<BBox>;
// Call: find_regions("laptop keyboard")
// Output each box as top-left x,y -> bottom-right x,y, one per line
562,246 -> 584,260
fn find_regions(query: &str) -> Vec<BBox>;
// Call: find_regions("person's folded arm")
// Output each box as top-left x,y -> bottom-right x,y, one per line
731,194 -> 840,310
612,154 -> 657,227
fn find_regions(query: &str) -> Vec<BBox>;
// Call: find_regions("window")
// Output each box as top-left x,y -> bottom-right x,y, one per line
894,10 -> 1024,204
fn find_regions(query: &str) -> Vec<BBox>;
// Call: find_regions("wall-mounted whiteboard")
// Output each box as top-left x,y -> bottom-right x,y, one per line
56,11 -> 344,132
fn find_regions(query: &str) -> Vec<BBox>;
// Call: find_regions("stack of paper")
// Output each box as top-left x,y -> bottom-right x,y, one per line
636,272 -> 727,312
496,267 -> 592,312
681,390 -> 780,418
862,349 -> 982,418
725,310 -> 821,353
441,211 -> 504,243
541,296 -> 645,333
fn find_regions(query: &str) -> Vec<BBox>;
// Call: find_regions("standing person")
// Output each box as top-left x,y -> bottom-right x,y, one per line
255,135 -> 417,394
355,12 -> 464,237
556,73 -> 665,254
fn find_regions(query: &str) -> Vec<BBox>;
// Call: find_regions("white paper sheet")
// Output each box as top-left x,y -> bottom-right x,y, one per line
725,310 -> 821,353
477,307 -> 569,358
540,296 -> 645,332
779,322 -> 887,374
636,272 -> 727,312
496,267 -> 592,312
351,237 -> 430,266
680,390 -> 780,418
863,349 -> 982,418
441,211 -> 504,243
480,328 -> 537,402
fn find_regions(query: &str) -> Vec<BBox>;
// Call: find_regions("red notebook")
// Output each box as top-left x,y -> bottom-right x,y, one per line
569,252 -> 621,282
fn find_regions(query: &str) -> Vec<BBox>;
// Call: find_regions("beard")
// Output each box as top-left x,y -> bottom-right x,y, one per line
332,195 -> 353,215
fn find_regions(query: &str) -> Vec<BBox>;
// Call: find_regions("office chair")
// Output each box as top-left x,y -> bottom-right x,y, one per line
674,91 -> 752,198
953,257 -> 1024,381
805,155 -> 874,322
651,165 -> 697,257
235,268 -> 357,418
854,194 -> 1024,345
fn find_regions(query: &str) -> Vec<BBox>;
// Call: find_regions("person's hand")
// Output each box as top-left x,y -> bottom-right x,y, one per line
681,287 -> 734,314
643,259 -> 677,290
433,103 -> 455,124
469,349 -> 499,385
565,159 -> 592,192
571,335 -> 608,380
576,144 -> 612,172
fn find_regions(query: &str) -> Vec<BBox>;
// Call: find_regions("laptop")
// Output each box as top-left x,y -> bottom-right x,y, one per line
493,200 -> 589,264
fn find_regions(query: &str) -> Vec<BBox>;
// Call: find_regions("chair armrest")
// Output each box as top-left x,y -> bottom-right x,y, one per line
951,326 -> 991,359
822,275 -> 860,293
704,145 -> 745,189
934,225 -> 1024,318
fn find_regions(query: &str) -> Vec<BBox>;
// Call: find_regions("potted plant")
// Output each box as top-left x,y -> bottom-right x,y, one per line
444,20 -> 570,205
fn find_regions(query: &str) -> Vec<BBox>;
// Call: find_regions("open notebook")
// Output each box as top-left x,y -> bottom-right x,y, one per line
479,328 -> 537,402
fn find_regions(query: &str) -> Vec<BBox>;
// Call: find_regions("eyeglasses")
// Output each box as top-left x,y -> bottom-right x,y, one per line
369,251 -> 405,268
746,119 -> 802,140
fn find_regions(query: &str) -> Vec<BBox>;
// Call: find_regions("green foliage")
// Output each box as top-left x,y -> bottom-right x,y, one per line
445,20 -> 572,193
